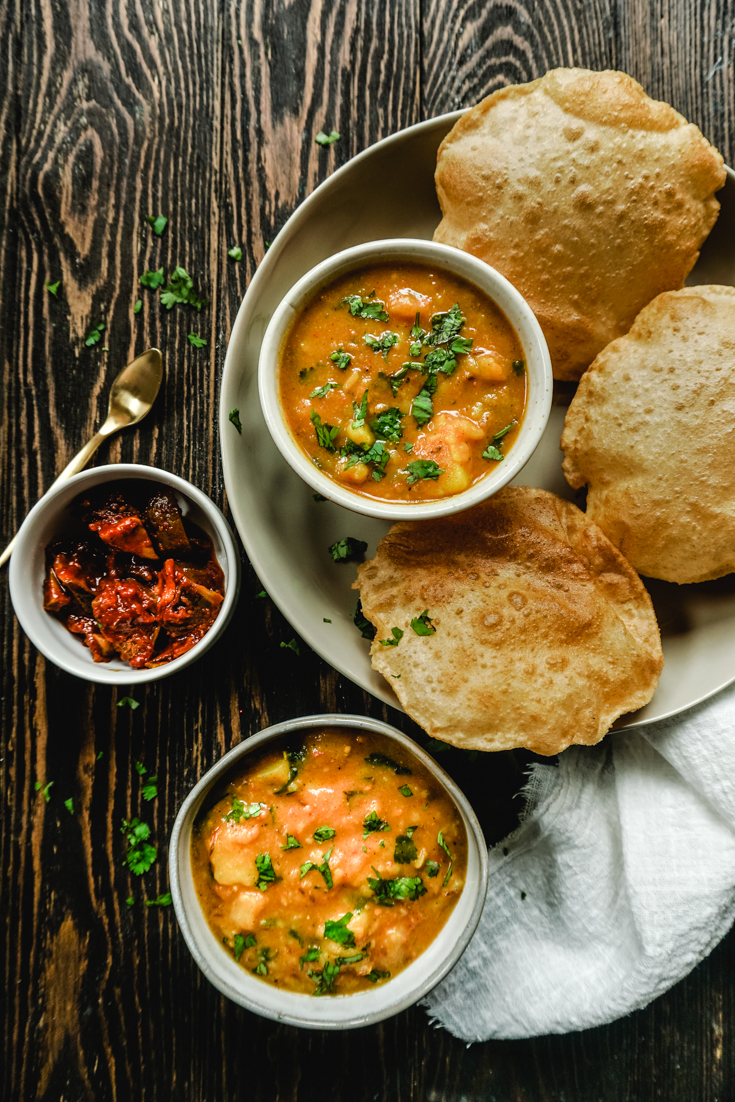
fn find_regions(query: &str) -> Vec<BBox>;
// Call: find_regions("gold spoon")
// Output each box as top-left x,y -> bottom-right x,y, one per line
0,347 -> 164,568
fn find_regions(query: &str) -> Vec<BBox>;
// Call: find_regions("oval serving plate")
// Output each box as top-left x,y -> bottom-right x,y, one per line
220,110 -> 735,729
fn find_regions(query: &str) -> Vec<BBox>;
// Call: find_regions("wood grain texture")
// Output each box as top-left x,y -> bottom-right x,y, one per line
2,1 -> 735,1099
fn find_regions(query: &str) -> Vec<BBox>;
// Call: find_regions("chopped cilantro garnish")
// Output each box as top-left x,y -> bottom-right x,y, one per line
121,818 -> 157,875
407,459 -> 444,484
280,638 -> 301,656
426,303 -> 466,347
300,946 -> 320,970
145,892 -> 172,907
366,969 -> 391,983
371,407 -> 403,443
352,389 -> 369,428
354,599 -> 376,640
300,847 -> 333,889
394,834 -> 418,863
344,294 -> 389,322
411,388 -> 434,427
160,266 -> 207,311
512,359 -> 525,375
228,246 -> 242,261
379,627 -> 404,647
134,761 -> 146,775
310,408 -> 340,451
364,752 -> 412,776
85,322 -> 105,347
282,833 -> 302,850
139,268 -> 165,289
146,214 -> 167,236
244,933 -> 257,948
133,299 -> 142,315
310,382 -> 341,399
330,348 -> 352,370
225,798 -> 266,824
398,784 -> 413,797
482,445 -> 504,462
403,442 -> 413,453
364,331 -> 399,360
323,617 -> 331,623
255,589 -> 267,598
313,826 -> 336,842
141,777 -> 158,802
324,912 -> 355,947
233,934 -> 246,961
336,951 -> 367,966
188,333 -> 207,348
289,929 -> 304,946
125,896 -> 135,907
97,751 -> 104,761
341,438 -> 390,480
363,810 -> 391,837
255,852 -> 277,891
425,860 -> 440,878
274,747 -> 306,794
308,959 -> 340,995
387,365 -> 411,395
328,536 -> 367,563
367,869 -> 427,905
411,609 -> 436,636
254,946 -> 275,976
315,129 -> 340,146
64,797 -> 74,815
229,408 -> 243,434
438,830 -> 454,887
45,280 -> 60,297
312,493 -> 326,502
493,420 -> 517,441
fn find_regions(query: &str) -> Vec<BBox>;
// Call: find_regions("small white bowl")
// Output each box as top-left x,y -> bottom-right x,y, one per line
169,713 -> 488,1030
8,464 -> 241,684
258,238 -> 553,521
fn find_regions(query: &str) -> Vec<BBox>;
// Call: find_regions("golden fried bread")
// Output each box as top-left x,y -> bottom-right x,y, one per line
434,68 -> 725,381
562,285 -> 735,584
354,487 -> 662,754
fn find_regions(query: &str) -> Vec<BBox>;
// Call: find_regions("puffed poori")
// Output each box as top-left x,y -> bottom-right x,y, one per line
434,68 -> 725,382
562,285 -> 735,584
354,487 -> 663,755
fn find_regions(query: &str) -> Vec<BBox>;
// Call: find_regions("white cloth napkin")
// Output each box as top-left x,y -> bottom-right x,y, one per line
422,681 -> 735,1041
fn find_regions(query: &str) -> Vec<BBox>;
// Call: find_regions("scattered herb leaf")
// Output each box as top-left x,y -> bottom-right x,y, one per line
140,268 -> 165,289
410,609 -> 436,636
142,778 -> 158,801
324,912 -> 356,947
300,946 -> 320,970
311,408 -> 340,451
188,333 -> 207,348
45,280 -> 60,297
344,295 -> 389,322
364,331 -> 399,360
425,860 -> 440,878
329,536 -> 368,563
119,696 -> 140,710
280,638 -> 301,656
255,852 -> 277,891
394,834 -> 418,863
225,798 -> 267,824
121,818 -> 157,875
229,408 -> 243,434
35,780 -> 54,802
367,869 -> 427,905
363,810 -> 391,838
147,214 -> 168,236
64,797 -> 74,815
482,445 -> 505,462
354,599 -> 376,640
282,833 -> 302,850
367,969 -> 391,983
398,784 -> 413,797
133,299 -> 142,314
371,407 -> 403,443
512,359 -> 525,376
313,826 -> 336,842
364,752 -> 412,776
310,382 -> 341,399
315,130 -> 340,146
145,892 -> 172,907
85,322 -> 105,347
379,627 -> 404,647
407,459 -> 444,484
438,830 -> 453,887
308,959 -> 340,995
228,246 -> 243,261
330,348 -> 352,370
160,266 -> 207,311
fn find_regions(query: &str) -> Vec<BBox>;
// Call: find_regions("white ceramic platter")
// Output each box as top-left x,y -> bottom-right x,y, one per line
220,111 -> 735,730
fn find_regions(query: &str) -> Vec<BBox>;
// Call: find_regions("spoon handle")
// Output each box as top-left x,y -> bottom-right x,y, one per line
0,428 -> 109,568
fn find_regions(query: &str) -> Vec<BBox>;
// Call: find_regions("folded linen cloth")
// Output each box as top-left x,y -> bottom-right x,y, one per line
422,681 -> 735,1041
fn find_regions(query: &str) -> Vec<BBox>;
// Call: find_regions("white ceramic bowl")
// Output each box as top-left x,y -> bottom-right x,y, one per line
258,238 -> 553,521
8,464 -> 241,684
169,713 -> 488,1030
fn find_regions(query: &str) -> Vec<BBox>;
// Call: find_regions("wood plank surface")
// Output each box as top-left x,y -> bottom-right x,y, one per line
1,1 -> 734,1099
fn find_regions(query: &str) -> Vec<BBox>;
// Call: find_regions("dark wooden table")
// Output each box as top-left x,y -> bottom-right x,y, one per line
2,2 -> 734,1098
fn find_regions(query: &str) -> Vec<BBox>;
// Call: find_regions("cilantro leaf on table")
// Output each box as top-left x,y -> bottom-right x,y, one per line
160,266 -> 207,311
119,697 -> 140,712
379,627 -> 403,647
280,638 -> 301,656
141,777 -> 158,802
64,798 -> 74,815
343,295 -> 389,322
315,130 -> 340,146
328,536 -> 367,563
134,761 -> 146,776
228,246 -> 242,261
139,268 -> 165,289
35,780 -> 54,802
188,333 -> 207,348
410,609 -> 436,636
323,912 -> 356,947
133,299 -> 142,315
364,752 -> 412,776
229,408 -> 243,434
145,892 -> 172,907
45,280 -> 60,297
310,408 -> 339,451
121,818 -> 157,875
146,214 -> 167,236
85,322 -> 105,347
255,852 -> 277,891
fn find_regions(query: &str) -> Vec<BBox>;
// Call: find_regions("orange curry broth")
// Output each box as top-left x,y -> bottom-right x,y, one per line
279,262 -> 527,502
191,727 -> 467,996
